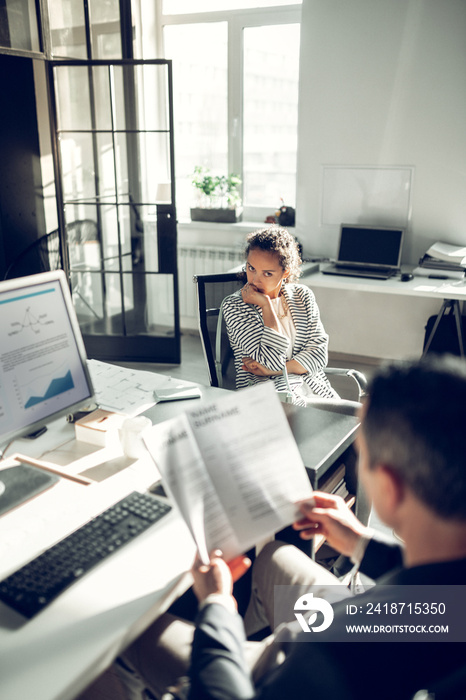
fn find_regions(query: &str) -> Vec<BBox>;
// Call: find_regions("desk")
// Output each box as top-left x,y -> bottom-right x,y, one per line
0,376 -> 359,700
283,403 -> 358,487
302,266 -> 466,301
301,267 -> 466,359
0,379 -> 224,700
280,403 -> 366,557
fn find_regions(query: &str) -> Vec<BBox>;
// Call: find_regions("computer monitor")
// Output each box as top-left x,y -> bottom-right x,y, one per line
0,270 -> 95,446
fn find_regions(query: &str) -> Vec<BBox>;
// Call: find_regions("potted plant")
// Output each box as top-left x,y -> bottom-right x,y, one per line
190,167 -> 243,223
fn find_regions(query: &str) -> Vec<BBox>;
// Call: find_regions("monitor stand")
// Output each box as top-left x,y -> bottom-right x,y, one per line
24,426 -> 48,440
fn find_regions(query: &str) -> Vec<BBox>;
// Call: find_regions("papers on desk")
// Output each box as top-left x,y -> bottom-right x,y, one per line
425,241 -> 466,265
88,359 -> 194,415
87,360 -> 160,414
143,382 -> 313,563
417,242 -> 466,279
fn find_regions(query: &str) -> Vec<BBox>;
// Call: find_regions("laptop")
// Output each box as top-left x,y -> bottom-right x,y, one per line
322,224 -> 404,280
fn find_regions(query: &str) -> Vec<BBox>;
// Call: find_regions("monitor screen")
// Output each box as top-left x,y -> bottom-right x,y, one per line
0,270 -> 94,446
338,225 -> 404,267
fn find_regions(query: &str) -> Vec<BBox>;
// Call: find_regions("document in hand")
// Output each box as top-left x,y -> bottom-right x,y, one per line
143,383 -> 313,563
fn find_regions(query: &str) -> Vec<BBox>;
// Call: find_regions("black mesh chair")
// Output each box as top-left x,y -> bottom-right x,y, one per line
3,220 -> 98,281
194,271 -> 246,391
193,271 -> 368,413
4,230 -> 62,280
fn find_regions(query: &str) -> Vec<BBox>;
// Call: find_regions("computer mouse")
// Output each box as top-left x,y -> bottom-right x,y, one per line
401,273 -> 413,282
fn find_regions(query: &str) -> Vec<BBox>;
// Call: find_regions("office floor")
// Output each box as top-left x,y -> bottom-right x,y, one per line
77,333 -> 389,700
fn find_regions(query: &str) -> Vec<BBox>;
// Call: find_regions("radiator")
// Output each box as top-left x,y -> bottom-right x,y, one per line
178,245 -> 244,330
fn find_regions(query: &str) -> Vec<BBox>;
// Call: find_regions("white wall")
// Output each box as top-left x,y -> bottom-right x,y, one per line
295,0 -> 466,359
310,284 -> 441,360
296,0 -> 466,262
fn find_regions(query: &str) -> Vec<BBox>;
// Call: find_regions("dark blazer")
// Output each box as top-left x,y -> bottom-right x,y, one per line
189,537 -> 466,700
222,283 -> 337,405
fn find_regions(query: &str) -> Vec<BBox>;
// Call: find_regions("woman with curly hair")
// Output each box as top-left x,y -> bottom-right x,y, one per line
222,226 -> 338,406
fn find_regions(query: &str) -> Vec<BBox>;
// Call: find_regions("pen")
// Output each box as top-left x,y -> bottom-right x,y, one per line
428,275 -> 449,280
12,454 -> 93,485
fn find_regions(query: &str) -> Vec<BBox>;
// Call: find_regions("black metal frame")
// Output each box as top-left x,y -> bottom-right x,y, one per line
194,271 -> 245,387
422,298 -> 465,358
47,58 -> 180,363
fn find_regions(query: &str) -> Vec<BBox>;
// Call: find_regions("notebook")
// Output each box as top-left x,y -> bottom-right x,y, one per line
322,224 -> 404,280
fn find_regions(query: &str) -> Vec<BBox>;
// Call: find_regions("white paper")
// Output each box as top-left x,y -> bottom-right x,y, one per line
143,415 -> 240,563
87,359 -> 161,415
426,242 -> 466,265
144,383 -> 313,561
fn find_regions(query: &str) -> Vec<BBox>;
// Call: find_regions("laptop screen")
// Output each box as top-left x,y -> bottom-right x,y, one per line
0,270 -> 94,445
337,225 -> 404,268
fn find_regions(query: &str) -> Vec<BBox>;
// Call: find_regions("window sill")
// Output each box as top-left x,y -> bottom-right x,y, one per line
177,218 -> 296,249
177,218 -> 295,233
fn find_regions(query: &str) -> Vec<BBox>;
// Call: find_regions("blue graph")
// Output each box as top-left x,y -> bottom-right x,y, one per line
25,370 -> 74,409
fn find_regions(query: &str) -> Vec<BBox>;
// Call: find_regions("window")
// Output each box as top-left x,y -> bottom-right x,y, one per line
160,2 -> 302,221
243,23 -> 300,210
163,22 -> 228,216
0,0 -> 41,53
48,0 -> 123,59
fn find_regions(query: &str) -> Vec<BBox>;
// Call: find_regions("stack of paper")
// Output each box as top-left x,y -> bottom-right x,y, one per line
414,242 -> 466,279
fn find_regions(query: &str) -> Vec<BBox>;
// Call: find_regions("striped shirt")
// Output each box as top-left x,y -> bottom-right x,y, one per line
222,283 -> 337,406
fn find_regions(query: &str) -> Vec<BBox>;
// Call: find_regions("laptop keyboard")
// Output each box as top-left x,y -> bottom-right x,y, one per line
0,491 -> 171,619
322,264 -> 396,280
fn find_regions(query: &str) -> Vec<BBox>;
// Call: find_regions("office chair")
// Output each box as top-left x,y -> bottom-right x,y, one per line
4,230 -> 62,280
193,271 -> 368,415
3,220 -> 98,281
4,221 -> 102,320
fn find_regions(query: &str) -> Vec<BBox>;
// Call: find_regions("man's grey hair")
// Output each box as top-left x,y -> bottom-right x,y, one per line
362,355 -> 466,520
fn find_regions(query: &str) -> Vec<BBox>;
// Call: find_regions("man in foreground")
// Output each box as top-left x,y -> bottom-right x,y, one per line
122,355 -> 466,699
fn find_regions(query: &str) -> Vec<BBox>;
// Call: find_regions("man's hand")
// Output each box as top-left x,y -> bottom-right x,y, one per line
293,492 -> 371,558
191,550 -> 251,604
242,357 -> 280,376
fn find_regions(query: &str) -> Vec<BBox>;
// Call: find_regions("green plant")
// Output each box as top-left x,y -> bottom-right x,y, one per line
192,166 -> 242,208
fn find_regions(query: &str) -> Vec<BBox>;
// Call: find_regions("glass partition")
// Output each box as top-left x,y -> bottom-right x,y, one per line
49,59 -> 179,362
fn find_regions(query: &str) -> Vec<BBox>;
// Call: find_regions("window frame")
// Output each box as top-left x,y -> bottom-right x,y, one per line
158,2 -> 302,222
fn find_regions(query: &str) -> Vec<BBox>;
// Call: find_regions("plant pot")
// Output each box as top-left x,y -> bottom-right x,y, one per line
190,207 -> 243,223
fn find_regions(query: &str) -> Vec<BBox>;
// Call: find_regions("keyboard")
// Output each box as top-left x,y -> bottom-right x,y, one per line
321,264 -> 396,280
0,491 -> 171,619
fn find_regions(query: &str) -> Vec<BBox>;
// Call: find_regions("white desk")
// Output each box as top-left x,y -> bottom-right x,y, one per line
302,267 -> 466,301
301,267 -> 466,359
0,377 -> 225,700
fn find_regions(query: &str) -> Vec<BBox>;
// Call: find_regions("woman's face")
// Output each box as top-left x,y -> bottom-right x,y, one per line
246,248 -> 289,299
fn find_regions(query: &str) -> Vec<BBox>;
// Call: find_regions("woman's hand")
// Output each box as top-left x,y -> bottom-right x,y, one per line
241,282 -> 268,308
293,492 -> 371,558
242,357 -> 281,376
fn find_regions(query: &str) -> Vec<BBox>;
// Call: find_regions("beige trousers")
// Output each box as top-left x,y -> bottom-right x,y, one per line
117,541 -> 351,699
